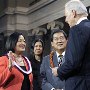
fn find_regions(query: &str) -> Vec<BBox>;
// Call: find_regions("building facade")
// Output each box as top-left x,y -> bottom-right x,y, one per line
0,0 -> 90,56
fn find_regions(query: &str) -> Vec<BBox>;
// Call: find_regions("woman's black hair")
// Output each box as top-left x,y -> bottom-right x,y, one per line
31,39 -> 44,60
5,32 -> 23,53
51,28 -> 68,42
32,39 -> 44,50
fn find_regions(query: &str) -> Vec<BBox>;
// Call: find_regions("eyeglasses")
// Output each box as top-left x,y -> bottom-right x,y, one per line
53,36 -> 65,41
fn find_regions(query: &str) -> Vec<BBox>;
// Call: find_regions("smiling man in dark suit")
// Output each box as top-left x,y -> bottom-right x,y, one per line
40,29 -> 68,90
52,0 -> 90,90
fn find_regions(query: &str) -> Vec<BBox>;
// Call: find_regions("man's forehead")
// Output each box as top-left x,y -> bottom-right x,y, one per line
53,33 -> 64,37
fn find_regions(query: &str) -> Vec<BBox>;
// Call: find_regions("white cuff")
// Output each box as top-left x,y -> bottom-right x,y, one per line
51,88 -> 55,90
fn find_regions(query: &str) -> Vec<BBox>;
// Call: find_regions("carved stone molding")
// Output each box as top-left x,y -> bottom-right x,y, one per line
47,21 -> 64,30
32,27 -> 47,35
47,21 -> 55,30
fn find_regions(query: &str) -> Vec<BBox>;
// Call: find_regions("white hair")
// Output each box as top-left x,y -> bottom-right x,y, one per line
65,0 -> 88,16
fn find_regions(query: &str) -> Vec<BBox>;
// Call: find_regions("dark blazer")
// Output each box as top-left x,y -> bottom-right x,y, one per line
57,19 -> 90,90
29,55 -> 42,90
40,52 -> 65,90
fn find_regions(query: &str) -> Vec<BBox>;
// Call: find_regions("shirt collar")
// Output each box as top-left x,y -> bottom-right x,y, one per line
56,51 -> 65,58
76,17 -> 87,25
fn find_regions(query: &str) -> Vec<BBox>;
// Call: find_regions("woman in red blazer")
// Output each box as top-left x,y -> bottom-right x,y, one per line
0,32 -> 33,90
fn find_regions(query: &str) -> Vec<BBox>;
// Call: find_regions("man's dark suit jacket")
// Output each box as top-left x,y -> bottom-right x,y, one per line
57,19 -> 90,90
40,52 -> 65,90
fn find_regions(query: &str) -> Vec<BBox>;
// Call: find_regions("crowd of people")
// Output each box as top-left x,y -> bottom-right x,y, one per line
0,0 -> 90,90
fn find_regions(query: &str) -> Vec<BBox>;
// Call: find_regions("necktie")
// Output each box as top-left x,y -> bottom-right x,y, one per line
58,55 -> 63,67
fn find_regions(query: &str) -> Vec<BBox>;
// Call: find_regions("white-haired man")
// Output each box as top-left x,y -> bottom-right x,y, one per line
52,0 -> 90,90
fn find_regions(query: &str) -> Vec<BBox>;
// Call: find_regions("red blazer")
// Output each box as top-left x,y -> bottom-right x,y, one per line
0,56 -> 33,90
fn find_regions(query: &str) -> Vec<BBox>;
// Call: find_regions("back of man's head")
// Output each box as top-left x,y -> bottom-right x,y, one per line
65,0 -> 88,16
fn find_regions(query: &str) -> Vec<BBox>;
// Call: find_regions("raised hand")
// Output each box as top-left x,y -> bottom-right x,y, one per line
7,51 -> 15,69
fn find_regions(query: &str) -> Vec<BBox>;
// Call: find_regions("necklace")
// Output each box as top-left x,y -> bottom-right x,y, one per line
14,54 -> 23,62
13,56 -> 32,74
50,51 -> 55,68
7,52 -> 32,74
15,57 -> 24,63
50,51 -> 63,68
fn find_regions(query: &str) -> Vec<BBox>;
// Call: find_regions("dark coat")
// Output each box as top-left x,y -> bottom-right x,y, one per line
40,52 -> 65,90
30,55 -> 42,90
57,19 -> 90,90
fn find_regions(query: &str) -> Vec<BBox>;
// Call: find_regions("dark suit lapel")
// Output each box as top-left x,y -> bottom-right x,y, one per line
62,55 -> 65,64
53,52 -> 58,67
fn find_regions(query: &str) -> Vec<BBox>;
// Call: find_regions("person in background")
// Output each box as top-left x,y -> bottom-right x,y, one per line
29,39 -> 44,90
40,29 -> 68,90
52,0 -> 90,90
0,32 -> 33,90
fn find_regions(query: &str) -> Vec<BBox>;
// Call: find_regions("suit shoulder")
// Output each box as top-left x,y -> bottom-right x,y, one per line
43,55 -> 50,60
42,55 -> 50,64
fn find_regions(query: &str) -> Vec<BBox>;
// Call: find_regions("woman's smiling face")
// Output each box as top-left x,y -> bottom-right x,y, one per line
15,35 -> 26,53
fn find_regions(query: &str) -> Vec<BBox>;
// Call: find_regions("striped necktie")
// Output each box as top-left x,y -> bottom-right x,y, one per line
58,55 -> 63,67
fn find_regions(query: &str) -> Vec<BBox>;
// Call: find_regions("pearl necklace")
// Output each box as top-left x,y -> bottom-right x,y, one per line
15,57 -> 24,64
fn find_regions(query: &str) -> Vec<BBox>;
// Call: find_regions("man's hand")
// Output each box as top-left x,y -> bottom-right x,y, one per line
51,67 -> 58,76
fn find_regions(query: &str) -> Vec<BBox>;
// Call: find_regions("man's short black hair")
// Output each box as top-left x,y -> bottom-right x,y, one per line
51,28 -> 67,42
